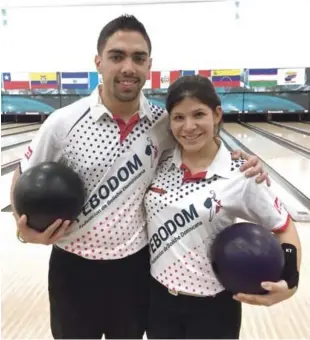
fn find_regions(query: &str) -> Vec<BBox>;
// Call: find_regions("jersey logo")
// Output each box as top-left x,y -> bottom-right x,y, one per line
145,136 -> 158,168
204,190 -> 222,221
149,186 -> 167,194
24,146 -> 33,160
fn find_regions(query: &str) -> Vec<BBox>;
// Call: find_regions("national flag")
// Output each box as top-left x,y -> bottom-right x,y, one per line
277,68 -> 305,85
211,69 -> 241,87
89,72 -> 100,90
2,72 -> 30,89
197,70 -> 211,78
151,71 -> 180,89
151,71 -> 160,89
181,70 -> 211,78
248,68 -> 278,87
30,72 -> 58,89
61,72 -> 88,90
169,71 -> 180,84
143,71 -> 151,89
160,71 -> 170,89
181,70 -> 195,77
212,69 -> 241,77
160,71 -> 180,88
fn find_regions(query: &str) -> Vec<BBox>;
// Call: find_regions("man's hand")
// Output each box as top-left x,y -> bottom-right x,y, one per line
233,280 -> 296,306
231,150 -> 270,186
17,215 -> 71,245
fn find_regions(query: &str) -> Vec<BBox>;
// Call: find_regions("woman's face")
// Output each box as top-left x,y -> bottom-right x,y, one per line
170,97 -> 222,153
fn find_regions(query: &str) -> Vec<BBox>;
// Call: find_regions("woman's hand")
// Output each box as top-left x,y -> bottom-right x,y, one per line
233,280 -> 297,306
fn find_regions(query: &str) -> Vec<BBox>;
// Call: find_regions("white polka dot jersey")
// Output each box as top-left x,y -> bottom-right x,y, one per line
19,87 -> 174,260
144,142 -> 290,296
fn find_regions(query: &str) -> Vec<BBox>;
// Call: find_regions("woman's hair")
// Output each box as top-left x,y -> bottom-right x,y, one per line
165,75 -> 223,136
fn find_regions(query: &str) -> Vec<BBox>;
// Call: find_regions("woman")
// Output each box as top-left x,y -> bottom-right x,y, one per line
144,75 -> 301,339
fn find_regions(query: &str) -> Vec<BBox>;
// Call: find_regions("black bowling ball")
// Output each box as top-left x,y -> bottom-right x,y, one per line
13,162 -> 85,232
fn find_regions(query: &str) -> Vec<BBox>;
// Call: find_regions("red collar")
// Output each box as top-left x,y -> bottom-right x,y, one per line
180,163 -> 207,183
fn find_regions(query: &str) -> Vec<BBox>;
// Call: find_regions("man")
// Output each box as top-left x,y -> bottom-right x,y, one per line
10,15 -> 269,340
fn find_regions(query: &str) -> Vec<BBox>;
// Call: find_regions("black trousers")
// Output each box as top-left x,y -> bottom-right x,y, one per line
48,245 -> 150,339
147,277 -> 242,339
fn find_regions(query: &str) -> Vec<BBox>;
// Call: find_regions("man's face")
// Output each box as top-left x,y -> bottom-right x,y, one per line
95,30 -> 152,102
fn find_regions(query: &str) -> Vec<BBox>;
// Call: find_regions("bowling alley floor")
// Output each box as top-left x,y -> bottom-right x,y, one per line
1,212 -> 310,339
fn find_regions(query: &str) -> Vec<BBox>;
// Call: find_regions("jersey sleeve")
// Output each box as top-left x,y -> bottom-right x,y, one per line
237,177 -> 290,232
19,114 -> 64,174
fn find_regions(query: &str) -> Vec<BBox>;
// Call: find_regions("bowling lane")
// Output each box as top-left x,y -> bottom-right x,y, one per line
1,123 -> 38,131
2,144 -> 26,166
0,172 -> 14,210
221,131 -> 310,220
2,131 -> 37,149
248,122 -> 310,149
279,122 -> 310,132
1,124 -> 41,137
224,123 -> 310,199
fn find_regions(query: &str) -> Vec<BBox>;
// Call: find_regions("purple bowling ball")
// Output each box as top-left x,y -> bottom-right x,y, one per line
210,222 -> 285,294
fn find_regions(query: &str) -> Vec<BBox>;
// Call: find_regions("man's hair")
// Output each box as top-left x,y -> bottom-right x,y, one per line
97,14 -> 152,55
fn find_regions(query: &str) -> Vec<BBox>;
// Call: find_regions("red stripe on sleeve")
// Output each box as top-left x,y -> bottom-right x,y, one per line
272,214 -> 291,233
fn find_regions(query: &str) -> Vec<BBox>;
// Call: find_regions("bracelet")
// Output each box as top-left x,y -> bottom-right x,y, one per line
16,230 -> 27,243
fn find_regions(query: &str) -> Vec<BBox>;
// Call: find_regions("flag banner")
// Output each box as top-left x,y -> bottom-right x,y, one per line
212,69 -> 241,87
248,68 -> 278,87
30,72 -> 58,89
151,71 -> 180,89
181,70 -> 195,77
61,72 -> 89,89
2,72 -> 30,90
197,70 -> 211,78
277,68 -> 306,86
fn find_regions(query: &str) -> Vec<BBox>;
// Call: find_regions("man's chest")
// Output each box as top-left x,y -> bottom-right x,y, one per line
62,115 -> 166,191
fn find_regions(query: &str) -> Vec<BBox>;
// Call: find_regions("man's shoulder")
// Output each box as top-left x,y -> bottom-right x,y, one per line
147,101 -> 168,120
148,101 -> 166,113
43,96 -> 91,131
